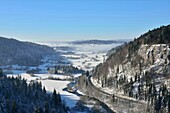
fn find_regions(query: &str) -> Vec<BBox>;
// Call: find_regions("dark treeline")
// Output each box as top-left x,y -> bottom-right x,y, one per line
0,69 -> 68,113
48,65 -> 85,74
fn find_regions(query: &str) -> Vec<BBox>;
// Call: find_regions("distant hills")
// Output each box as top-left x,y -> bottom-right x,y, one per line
0,37 -> 56,66
70,39 -> 128,45
38,39 -> 129,46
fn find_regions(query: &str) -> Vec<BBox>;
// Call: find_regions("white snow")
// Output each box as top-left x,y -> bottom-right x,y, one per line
77,90 -> 85,95
72,73 -> 82,78
39,80 -> 79,108
7,73 -> 38,82
34,74 -> 72,80
7,73 -> 72,81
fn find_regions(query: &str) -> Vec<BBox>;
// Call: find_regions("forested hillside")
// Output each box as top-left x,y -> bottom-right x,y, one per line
92,25 -> 170,112
0,37 -> 56,66
0,69 -> 68,113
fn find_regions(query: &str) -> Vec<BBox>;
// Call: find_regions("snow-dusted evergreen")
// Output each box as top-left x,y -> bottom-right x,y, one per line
0,70 -> 68,113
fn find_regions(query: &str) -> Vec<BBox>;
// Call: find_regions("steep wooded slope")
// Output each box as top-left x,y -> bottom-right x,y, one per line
93,25 -> 170,84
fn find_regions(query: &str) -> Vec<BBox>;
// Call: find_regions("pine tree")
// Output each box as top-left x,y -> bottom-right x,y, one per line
43,86 -> 46,94
44,101 -> 49,113
112,94 -> 115,102
86,71 -> 89,77
34,107 -> 40,113
135,73 -> 138,82
138,85 -> 141,98
52,89 -> 58,107
0,68 -> 3,77
12,101 -> 17,113
130,77 -> 133,84
57,92 -> 62,106
154,95 -> 161,112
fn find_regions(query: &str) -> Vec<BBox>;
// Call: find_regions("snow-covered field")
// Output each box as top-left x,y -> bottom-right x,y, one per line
39,80 -> 79,108
40,41 -> 122,71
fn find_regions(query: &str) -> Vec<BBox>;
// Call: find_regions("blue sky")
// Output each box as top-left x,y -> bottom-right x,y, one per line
0,0 -> 170,41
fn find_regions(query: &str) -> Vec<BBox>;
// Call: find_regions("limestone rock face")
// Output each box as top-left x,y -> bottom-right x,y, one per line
138,44 -> 170,74
94,44 -> 170,81
93,25 -> 170,83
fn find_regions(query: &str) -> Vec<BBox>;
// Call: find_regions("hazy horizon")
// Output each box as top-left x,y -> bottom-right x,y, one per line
0,0 -> 169,41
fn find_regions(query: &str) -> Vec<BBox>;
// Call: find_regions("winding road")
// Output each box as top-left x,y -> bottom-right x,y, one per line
80,75 -> 148,113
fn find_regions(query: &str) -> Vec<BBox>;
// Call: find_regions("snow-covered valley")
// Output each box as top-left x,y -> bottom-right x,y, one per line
3,40 -> 123,112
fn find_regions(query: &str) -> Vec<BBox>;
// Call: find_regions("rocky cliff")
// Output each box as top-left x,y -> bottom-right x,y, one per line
93,25 -> 170,86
